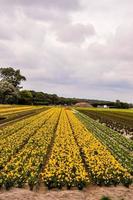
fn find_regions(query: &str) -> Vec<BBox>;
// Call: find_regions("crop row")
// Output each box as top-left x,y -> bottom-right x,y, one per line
0,108 -> 132,190
0,105 -> 46,123
77,108 -> 133,137
75,110 -> 133,174
0,106 -> 37,114
0,108 -> 61,189
0,105 -> 30,111
41,109 -> 89,189
67,110 -> 132,186
77,110 -> 133,151
0,107 -> 50,139
0,108 -> 55,169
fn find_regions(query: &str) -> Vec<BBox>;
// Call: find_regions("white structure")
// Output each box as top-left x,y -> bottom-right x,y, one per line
103,105 -> 108,108
97,105 -> 109,108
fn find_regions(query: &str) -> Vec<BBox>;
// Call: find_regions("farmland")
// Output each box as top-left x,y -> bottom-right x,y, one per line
0,105 -> 49,126
75,110 -> 133,174
0,106 -> 132,191
76,108 -> 133,139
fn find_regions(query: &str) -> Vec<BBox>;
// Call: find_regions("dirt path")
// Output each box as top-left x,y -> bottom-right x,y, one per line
0,186 -> 133,200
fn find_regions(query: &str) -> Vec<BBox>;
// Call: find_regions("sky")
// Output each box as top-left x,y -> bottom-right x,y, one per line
0,0 -> 133,103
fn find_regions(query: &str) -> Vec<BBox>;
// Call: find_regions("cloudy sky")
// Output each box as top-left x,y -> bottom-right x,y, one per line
0,0 -> 133,102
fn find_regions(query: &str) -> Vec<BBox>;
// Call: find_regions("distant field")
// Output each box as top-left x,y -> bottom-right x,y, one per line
76,107 -> 133,139
0,107 -> 132,191
0,105 -> 49,126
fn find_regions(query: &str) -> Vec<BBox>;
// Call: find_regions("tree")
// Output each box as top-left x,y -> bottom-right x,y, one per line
19,90 -> 33,105
0,67 -> 26,88
31,92 -> 46,105
49,94 -> 59,104
0,80 -> 19,104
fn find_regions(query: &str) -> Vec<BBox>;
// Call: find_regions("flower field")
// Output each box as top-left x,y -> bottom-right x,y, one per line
0,105 -> 44,116
0,105 -> 49,127
75,110 -> 133,174
77,108 -> 133,138
67,110 -> 132,186
0,108 -> 61,189
0,107 -> 132,190
41,109 -> 89,189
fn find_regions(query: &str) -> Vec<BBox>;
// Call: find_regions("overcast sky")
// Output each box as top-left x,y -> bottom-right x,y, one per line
0,0 -> 133,102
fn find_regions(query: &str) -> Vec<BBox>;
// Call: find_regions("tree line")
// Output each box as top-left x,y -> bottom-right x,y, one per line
0,67 -> 79,105
0,67 -> 132,108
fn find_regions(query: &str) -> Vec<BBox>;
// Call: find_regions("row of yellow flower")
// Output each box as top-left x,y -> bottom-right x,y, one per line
0,107 -> 132,190
0,105 -> 31,111
66,109 -> 132,186
75,111 -> 133,174
0,108 -> 61,189
0,105 -> 39,114
0,107 -> 50,139
41,109 -> 89,189
0,108 -> 55,169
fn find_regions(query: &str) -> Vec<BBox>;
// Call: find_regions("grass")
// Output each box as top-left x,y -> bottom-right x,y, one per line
100,196 -> 111,200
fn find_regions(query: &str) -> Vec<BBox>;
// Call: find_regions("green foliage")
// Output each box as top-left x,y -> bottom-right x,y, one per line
76,111 -> 133,174
0,67 -> 132,107
92,100 -> 130,109
0,67 -> 26,104
0,80 -> 19,104
77,108 -> 133,142
17,90 -> 79,105
100,196 -> 111,200
0,67 -> 26,88
19,90 -> 33,105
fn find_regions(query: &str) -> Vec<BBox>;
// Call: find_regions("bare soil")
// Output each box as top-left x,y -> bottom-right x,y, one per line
0,185 -> 133,200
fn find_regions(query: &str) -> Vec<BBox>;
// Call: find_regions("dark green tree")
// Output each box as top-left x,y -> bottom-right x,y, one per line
19,90 -> 33,105
0,67 -> 26,88
0,80 -> 19,104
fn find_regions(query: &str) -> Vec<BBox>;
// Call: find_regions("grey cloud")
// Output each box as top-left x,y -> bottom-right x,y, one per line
0,16 -> 16,40
0,28 -> 14,41
0,0 -> 133,102
0,0 -> 80,26
0,42 -> 14,60
56,23 -> 95,44
0,0 -> 80,10
88,23 -> 133,61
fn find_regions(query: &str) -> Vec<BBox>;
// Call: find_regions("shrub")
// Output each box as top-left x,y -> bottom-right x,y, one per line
100,196 -> 111,200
